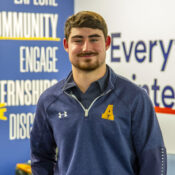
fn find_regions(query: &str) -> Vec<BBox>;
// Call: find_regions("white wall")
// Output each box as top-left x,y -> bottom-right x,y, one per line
75,0 -> 175,154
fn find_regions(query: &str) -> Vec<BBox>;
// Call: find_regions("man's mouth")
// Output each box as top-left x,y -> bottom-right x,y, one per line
77,52 -> 98,57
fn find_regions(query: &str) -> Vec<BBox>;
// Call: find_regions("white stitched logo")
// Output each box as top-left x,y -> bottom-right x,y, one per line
58,111 -> 68,119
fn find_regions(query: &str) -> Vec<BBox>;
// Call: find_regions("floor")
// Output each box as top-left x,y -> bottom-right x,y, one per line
167,154 -> 175,175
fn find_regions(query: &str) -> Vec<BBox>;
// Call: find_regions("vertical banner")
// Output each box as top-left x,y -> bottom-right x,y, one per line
0,0 -> 73,174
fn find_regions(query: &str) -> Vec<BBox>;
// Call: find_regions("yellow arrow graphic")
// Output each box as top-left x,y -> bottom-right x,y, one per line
0,103 -> 7,121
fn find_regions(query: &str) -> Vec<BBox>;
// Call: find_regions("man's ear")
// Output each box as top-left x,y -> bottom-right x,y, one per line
63,38 -> 69,52
105,36 -> 111,50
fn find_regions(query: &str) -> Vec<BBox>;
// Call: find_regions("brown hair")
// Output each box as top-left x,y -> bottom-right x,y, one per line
64,11 -> 108,40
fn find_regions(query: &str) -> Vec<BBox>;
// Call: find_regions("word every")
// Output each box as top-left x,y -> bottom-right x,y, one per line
111,33 -> 174,71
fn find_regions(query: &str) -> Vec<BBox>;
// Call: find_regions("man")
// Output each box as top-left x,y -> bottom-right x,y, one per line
30,11 -> 167,175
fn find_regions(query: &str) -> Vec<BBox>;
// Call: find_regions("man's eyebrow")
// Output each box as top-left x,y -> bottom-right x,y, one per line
71,35 -> 83,39
89,34 -> 101,38
71,34 -> 102,39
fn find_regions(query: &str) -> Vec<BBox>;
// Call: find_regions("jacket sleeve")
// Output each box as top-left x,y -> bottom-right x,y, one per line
131,89 -> 167,175
30,95 -> 57,175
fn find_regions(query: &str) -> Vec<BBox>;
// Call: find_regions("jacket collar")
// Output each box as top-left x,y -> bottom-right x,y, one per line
62,65 -> 116,93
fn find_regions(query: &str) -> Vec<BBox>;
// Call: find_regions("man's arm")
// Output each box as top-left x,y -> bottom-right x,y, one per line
30,97 -> 57,175
138,146 -> 167,175
131,89 -> 167,175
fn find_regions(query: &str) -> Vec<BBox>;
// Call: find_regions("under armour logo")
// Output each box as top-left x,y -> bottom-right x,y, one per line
58,111 -> 68,119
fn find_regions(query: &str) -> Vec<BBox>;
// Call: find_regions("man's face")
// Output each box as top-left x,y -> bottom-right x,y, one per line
64,27 -> 111,72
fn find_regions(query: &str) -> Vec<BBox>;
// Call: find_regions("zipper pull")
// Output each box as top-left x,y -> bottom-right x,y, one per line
85,109 -> 88,117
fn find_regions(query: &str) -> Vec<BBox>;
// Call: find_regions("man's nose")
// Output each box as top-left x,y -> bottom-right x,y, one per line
82,40 -> 90,52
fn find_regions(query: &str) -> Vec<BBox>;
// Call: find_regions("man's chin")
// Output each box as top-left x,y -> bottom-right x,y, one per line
75,64 -> 99,72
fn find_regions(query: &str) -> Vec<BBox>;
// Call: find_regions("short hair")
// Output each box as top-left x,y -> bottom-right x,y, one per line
64,11 -> 108,40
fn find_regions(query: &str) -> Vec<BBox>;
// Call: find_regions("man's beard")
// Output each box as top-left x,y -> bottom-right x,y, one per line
73,52 -> 104,72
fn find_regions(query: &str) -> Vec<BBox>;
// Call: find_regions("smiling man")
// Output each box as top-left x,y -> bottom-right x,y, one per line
63,27 -> 110,93
30,11 -> 167,175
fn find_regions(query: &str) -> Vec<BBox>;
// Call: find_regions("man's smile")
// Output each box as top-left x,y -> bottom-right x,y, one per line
77,52 -> 98,57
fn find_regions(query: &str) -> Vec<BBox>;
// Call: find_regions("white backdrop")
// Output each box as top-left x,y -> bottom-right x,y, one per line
75,0 -> 175,154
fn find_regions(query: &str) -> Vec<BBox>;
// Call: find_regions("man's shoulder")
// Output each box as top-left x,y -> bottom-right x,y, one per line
110,72 -> 152,112
109,68 -> 143,95
37,79 -> 66,107
111,71 -> 148,103
116,74 -> 142,92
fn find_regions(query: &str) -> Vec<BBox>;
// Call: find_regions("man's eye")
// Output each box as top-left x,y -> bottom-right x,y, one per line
90,38 -> 98,42
74,40 -> 82,43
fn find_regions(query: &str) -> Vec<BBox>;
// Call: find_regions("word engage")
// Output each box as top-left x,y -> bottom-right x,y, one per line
20,46 -> 58,72
111,33 -> 174,71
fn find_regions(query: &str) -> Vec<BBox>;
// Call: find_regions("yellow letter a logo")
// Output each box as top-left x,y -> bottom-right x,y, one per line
102,105 -> 114,121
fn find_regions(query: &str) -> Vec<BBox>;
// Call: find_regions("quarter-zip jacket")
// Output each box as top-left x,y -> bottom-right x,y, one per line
30,67 -> 167,175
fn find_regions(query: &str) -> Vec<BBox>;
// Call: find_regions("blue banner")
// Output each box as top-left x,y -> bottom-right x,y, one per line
0,0 -> 73,174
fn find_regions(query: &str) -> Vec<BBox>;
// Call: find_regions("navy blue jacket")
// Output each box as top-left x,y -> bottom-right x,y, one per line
30,66 -> 167,175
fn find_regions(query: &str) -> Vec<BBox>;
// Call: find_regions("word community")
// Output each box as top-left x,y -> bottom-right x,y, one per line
0,11 -> 58,38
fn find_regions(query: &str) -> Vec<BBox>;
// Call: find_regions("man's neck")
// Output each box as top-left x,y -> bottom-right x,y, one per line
72,64 -> 107,93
